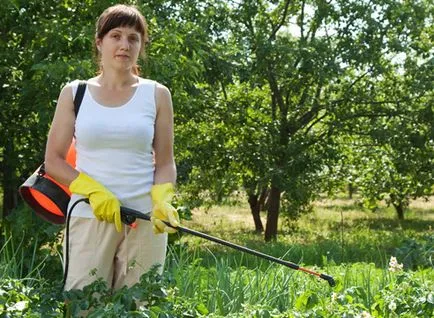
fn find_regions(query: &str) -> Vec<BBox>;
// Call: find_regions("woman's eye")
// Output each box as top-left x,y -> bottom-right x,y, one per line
112,34 -> 120,39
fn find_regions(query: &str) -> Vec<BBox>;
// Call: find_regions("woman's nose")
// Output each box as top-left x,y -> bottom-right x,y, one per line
120,37 -> 130,50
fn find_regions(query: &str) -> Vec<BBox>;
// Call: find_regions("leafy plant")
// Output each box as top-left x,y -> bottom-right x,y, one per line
371,271 -> 434,317
394,235 -> 434,270
0,278 -> 63,317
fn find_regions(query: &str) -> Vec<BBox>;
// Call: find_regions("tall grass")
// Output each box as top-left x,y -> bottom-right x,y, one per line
0,205 -> 64,284
165,242 -> 433,317
0,227 -> 47,283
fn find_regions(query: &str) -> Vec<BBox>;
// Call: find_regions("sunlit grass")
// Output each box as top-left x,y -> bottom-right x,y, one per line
180,195 -> 434,269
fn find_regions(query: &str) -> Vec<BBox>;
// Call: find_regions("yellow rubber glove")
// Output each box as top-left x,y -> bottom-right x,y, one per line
69,172 -> 122,232
150,183 -> 180,234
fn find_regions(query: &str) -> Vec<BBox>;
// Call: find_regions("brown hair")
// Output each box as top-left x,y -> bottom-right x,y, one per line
95,4 -> 148,75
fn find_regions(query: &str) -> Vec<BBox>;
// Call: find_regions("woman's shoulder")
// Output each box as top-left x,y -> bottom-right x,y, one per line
63,79 -> 90,90
60,79 -> 90,98
137,77 -> 168,90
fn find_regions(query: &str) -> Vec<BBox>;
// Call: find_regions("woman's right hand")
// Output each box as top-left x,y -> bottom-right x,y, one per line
69,172 -> 122,232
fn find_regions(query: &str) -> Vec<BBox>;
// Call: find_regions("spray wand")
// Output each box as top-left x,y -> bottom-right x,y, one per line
120,206 -> 336,287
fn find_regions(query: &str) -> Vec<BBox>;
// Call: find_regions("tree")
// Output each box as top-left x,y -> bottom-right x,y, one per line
181,0 -> 433,240
348,63 -> 433,219
327,0 -> 434,219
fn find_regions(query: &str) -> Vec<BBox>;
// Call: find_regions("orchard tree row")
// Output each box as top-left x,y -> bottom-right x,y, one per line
1,0 -> 432,240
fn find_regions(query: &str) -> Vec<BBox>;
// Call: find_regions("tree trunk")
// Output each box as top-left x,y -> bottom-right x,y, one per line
264,185 -> 281,241
248,193 -> 264,233
258,187 -> 268,211
393,202 -> 405,220
348,183 -> 354,199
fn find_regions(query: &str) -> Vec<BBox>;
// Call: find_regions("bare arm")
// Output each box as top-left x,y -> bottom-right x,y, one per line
153,83 -> 176,185
44,84 -> 79,186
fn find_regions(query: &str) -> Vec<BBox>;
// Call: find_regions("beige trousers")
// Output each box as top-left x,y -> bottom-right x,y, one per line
63,216 -> 168,291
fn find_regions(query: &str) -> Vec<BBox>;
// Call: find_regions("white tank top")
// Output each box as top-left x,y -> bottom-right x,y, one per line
67,77 -> 156,218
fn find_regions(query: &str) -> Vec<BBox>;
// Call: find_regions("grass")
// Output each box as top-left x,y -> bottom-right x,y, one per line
163,196 -> 433,316
1,196 -> 433,317
163,244 -> 433,317
180,196 -> 434,269
0,229 -> 46,282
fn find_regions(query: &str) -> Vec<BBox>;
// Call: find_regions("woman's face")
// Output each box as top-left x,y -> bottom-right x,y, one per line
97,26 -> 142,72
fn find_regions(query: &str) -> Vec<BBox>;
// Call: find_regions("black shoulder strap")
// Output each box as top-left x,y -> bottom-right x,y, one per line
37,81 -> 86,175
74,81 -> 87,117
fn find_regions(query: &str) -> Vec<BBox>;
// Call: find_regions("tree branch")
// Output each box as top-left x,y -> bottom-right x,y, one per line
300,0 -> 306,40
268,0 -> 292,42
296,81 -> 324,130
267,70 -> 286,115
304,112 -> 328,136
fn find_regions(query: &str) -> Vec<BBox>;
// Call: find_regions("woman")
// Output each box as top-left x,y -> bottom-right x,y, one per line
45,4 -> 179,291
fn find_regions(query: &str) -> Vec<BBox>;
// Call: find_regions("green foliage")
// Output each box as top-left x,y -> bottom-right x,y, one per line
347,75 -> 434,218
370,271 -> 434,318
2,253 -> 432,317
1,204 -> 63,281
63,265 -> 169,317
394,235 -> 434,270
0,278 -> 63,317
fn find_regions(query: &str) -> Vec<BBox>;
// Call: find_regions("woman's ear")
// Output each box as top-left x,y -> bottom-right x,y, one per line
95,37 -> 102,51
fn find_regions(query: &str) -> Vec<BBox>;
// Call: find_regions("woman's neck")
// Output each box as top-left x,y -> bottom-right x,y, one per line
97,70 -> 137,89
